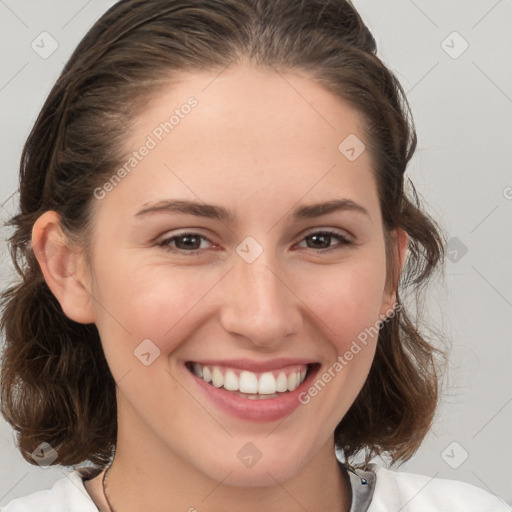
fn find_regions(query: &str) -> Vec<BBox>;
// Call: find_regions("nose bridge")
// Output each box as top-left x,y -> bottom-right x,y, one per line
220,245 -> 300,344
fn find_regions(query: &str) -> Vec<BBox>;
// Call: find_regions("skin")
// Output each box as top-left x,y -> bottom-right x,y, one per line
33,62 -> 407,512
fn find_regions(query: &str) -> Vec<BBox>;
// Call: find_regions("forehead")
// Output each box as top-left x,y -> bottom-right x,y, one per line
96,64 -> 379,223
132,63 -> 368,153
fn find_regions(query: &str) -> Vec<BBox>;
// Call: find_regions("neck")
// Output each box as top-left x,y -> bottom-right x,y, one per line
98,409 -> 351,512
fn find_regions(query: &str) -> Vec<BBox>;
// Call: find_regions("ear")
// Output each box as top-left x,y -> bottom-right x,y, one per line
379,227 -> 408,320
31,211 -> 95,324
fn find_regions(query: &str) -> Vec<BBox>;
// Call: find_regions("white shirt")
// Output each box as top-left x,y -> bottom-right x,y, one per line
1,463 -> 508,511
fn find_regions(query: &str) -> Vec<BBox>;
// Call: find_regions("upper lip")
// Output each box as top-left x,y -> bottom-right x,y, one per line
186,358 -> 319,373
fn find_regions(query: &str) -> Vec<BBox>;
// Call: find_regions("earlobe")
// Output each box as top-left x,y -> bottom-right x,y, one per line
31,211 -> 95,324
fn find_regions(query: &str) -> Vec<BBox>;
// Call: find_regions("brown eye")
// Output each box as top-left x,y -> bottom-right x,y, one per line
158,233 -> 212,253
298,230 -> 352,252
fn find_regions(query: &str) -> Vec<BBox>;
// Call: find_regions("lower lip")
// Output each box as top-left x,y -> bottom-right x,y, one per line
185,364 -> 320,422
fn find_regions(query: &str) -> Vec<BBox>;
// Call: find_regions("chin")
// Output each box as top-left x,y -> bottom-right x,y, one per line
195,446 -> 311,488
222,464 -> 298,488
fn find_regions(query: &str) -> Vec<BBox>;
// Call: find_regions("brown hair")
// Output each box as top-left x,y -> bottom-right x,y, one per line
1,0 -> 446,469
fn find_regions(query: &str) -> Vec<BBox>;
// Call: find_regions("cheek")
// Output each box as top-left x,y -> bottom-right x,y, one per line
295,250 -> 387,347
90,238 -> 387,374
290,260 -> 385,437
89,258 -> 223,357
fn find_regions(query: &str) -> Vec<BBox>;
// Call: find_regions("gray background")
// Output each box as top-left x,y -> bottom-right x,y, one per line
1,0 -> 511,507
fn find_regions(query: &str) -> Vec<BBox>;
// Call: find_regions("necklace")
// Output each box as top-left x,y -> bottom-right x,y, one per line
102,463 -> 116,512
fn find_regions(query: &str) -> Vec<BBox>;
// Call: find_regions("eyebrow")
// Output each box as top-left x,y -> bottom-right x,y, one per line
135,198 -> 371,223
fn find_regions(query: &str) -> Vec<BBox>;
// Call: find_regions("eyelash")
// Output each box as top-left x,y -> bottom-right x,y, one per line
157,230 -> 353,255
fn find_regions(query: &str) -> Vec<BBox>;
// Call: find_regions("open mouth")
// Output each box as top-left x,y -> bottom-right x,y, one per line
185,361 -> 319,400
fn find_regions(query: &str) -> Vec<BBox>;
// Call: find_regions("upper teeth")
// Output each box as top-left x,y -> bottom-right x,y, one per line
191,363 -> 308,394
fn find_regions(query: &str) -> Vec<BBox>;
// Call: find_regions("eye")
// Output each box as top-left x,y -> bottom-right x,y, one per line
157,229 -> 353,255
157,232 -> 213,254
296,230 -> 353,252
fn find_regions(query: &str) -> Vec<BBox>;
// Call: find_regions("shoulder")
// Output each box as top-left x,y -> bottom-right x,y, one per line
1,470 -> 98,512
367,463 -> 509,512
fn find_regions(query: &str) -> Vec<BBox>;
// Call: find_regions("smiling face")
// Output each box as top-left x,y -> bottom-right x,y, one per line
78,63 -> 402,486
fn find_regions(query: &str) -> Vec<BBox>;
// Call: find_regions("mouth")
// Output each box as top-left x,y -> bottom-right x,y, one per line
185,361 -> 319,400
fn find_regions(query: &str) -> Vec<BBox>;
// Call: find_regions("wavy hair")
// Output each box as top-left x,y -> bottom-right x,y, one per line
1,0 -> 446,469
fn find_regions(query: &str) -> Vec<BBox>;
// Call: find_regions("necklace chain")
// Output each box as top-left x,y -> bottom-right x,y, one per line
102,462 -> 116,512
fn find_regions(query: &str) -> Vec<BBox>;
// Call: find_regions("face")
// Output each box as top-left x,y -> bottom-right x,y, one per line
82,63 -> 399,486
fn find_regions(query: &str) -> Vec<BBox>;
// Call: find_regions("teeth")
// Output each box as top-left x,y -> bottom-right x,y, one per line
202,366 -> 211,383
192,363 -> 203,378
276,372 -> 288,392
239,392 -> 279,400
239,371 -> 258,393
223,370 -> 238,391
189,363 -> 309,395
258,372 -> 276,395
212,367 -> 223,388
287,372 -> 297,390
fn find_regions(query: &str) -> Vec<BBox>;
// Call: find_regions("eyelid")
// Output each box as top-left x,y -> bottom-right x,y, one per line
156,231 -> 215,252
294,228 -> 353,253
299,226 -> 353,242
156,228 -> 211,242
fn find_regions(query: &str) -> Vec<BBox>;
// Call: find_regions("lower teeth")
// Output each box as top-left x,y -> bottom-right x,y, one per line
234,391 -> 280,400
211,387 -> 289,400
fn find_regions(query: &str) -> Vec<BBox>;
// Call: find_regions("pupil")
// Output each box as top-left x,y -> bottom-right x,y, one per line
178,235 -> 200,250
310,234 -> 329,249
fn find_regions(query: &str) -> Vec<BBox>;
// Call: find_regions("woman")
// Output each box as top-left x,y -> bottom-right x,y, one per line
0,0 -> 508,510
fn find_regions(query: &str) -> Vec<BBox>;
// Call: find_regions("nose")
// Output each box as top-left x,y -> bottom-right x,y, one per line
219,249 -> 302,348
